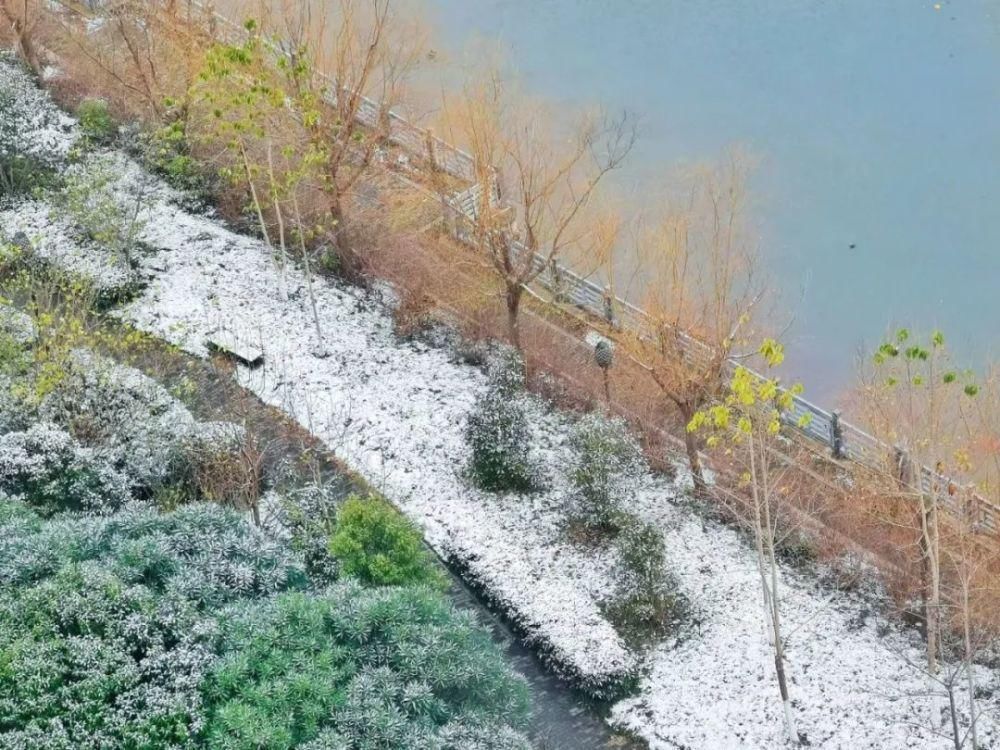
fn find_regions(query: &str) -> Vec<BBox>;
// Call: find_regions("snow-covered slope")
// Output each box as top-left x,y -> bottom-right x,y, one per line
2,58 -> 997,748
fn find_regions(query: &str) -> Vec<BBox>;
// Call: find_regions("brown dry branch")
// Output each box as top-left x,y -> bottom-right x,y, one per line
1,0 -> 41,71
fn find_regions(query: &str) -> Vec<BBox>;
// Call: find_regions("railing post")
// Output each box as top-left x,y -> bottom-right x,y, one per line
425,128 -> 439,173
603,288 -> 616,327
894,445 -> 912,486
829,410 -> 844,459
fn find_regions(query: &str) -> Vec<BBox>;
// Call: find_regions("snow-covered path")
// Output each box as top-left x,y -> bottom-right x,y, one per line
2,58 -> 998,747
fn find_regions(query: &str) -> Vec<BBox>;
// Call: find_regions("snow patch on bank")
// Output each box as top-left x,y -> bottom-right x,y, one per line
0,53 -> 77,166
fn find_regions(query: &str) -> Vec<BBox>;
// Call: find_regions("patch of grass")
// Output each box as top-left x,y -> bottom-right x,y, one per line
75,98 -> 116,145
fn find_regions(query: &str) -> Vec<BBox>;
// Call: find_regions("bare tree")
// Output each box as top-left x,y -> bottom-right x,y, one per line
614,154 -> 765,495
940,519 -> 998,749
446,67 -> 635,350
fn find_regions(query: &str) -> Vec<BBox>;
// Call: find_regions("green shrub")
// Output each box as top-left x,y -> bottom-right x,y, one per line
465,349 -> 538,492
328,493 -> 443,588
566,413 -> 644,534
604,515 -> 686,647
0,501 -> 306,749
203,583 -> 531,750
75,98 -> 116,145
0,423 -> 132,515
0,495 -> 533,750
142,120 -> 217,203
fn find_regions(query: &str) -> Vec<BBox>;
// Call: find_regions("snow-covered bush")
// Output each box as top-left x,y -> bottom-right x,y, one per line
566,413 -> 645,534
264,482 -> 344,581
0,422 -> 131,515
487,345 -> 526,392
0,499 -> 306,749
38,351 -> 241,495
0,303 -> 37,347
0,497 -> 533,749
0,53 -> 74,199
0,375 -> 28,434
605,516 -> 686,646
53,153 -> 151,269
437,722 -> 534,750
328,493 -> 444,588
203,583 -> 532,749
0,564 -> 220,750
102,504 -> 308,608
465,349 -> 538,492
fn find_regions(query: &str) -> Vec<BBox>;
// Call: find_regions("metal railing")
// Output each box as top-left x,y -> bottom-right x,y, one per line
440,190 -> 1000,537
490,218 -> 999,534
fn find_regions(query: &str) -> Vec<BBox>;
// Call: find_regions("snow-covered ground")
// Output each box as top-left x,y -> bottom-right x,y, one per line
3,59 -> 999,748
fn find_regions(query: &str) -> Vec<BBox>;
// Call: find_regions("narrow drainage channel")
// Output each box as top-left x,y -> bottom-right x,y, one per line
444,570 -> 645,750
128,343 -> 645,750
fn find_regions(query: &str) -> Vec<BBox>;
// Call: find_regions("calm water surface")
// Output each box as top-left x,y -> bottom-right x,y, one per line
426,0 -> 1000,402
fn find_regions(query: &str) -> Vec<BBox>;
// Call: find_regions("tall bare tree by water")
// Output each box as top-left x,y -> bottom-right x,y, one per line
613,154 -> 765,495
447,66 -> 635,350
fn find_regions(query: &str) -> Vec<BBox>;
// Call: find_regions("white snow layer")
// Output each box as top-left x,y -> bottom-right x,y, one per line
1,57 -> 997,748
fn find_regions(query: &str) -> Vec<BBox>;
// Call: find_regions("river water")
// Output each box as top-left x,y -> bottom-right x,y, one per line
425,0 -> 1000,402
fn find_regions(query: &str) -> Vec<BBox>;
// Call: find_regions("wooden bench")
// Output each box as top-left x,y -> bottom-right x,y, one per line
206,330 -> 264,367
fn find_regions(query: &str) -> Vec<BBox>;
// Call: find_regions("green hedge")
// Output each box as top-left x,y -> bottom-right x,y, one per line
0,498 -> 532,749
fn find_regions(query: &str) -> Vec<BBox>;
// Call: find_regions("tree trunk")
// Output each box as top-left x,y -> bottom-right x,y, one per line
750,429 -> 800,746
292,192 -> 326,354
964,590 -> 980,750
918,494 -> 944,728
4,7 -> 39,74
679,401 -> 707,495
506,283 -> 523,351
946,682 -> 961,750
